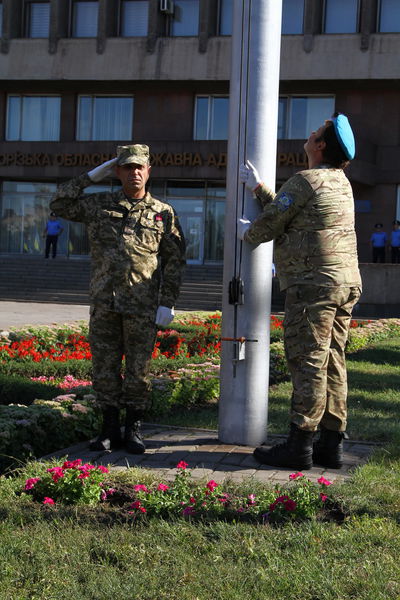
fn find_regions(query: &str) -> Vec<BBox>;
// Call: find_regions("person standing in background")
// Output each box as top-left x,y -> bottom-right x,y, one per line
43,212 -> 64,259
370,223 -> 387,263
390,220 -> 400,263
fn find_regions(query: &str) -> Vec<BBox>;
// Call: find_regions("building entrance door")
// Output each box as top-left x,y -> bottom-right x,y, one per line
167,197 -> 204,264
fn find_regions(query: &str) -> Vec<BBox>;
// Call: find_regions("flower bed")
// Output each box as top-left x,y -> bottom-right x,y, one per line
19,460 -> 339,525
1,315 -> 399,472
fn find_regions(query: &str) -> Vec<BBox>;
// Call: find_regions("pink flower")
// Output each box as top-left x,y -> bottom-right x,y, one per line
78,471 -> 90,479
24,477 -> 40,490
47,466 -> 64,483
139,506 -> 147,514
157,483 -> 169,491
189,496 -> 196,504
176,461 -> 189,470
130,501 -> 142,509
133,484 -> 149,493
217,493 -> 229,504
269,495 -> 296,512
318,476 -> 332,486
97,465 -> 109,473
62,459 -> 82,469
289,472 -> 304,480
43,497 -> 55,505
320,493 -> 328,502
247,494 -> 256,506
206,480 -> 218,492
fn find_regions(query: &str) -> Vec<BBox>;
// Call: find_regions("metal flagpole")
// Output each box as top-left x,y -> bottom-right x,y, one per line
218,0 -> 282,446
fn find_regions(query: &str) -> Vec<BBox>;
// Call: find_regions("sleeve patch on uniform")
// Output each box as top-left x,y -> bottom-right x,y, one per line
272,192 -> 294,212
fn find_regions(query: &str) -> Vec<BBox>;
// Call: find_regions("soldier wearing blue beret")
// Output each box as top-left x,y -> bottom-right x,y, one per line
238,113 -> 361,470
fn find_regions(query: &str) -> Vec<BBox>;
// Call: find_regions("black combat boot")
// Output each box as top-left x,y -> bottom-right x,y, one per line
124,408 -> 146,454
253,423 -> 314,470
312,425 -> 348,469
89,406 -> 122,451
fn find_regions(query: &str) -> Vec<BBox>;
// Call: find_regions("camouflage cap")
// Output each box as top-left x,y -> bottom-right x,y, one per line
116,144 -> 150,166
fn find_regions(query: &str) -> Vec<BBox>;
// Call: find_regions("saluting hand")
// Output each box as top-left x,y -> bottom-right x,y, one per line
88,158 -> 119,182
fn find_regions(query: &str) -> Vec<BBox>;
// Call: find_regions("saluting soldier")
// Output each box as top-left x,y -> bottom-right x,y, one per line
51,144 -> 186,454
238,113 -> 361,470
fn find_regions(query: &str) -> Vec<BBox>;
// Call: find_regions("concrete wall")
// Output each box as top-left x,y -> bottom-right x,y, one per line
1,33 -> 400,83
356,263 -> 400,318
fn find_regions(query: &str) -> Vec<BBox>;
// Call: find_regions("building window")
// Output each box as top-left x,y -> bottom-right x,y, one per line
0,182 -> 58,254
194,96 -> 229,140
26,2 -> 50,38
171,0 -> 199,36
379,0 -> 400,32
6,95 -> 61,141
72,1 -> 98,37
120,0 -> 148,36
218,0 -> 232,35
282,0 -> 304,34
77,96 -> 134,141
278,96 -> 335,139
324,0 -> 359,33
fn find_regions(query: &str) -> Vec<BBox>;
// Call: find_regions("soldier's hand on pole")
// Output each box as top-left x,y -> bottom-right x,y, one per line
155,306 -> 175,327
237,217 -> 252,240
88,158 -> 119,182
239,160 -> 263,191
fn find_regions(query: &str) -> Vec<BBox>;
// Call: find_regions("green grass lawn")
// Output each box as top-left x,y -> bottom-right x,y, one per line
0,335 -> 399,599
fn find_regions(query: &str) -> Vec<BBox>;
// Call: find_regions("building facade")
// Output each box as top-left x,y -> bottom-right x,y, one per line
0,0 -> 399,266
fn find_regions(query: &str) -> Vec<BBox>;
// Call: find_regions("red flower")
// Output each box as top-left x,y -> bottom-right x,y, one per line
43,497 -> 55,505
176,461 -> 189,470
289,472 -> 304,480
206,480 -> 218,492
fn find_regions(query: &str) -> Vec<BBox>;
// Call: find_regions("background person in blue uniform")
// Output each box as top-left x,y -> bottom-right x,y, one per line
390,220 -> 400,263
370,223 -> 387,263
43,212 -> 64,259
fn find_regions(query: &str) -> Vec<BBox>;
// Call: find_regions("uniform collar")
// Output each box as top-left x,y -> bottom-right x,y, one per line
114,190 -> 153,211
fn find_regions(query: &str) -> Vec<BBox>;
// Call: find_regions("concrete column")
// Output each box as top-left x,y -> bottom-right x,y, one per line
198,0 -> 217,53
1,0 -> 23,53
360,0 -> 378,51
219,0 -> 282,446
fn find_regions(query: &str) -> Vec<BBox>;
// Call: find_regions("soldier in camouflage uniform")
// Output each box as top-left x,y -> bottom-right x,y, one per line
51,144 -> 186,454
238,113 -> 361,470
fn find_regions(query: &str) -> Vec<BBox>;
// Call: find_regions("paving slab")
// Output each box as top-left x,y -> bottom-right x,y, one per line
41,424 -> 378,485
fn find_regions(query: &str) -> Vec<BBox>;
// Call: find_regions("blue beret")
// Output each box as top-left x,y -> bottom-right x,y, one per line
332,114 -> 355,160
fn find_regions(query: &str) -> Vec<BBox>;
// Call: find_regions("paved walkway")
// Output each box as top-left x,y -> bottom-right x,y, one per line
44,424 -> 376,484
0,301 -> 90,330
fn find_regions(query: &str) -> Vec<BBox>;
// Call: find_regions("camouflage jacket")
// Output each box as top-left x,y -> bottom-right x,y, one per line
244,168 -> 361,291
50,174 -> 186,313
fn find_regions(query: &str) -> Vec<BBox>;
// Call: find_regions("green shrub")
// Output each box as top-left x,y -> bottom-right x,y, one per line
0,374 -> 61,406
0,394 -> 100,473
0,359 -> 93,380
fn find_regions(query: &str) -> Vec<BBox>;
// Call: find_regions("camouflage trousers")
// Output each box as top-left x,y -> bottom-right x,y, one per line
89,305 -> 157,411
283,285 -> 361,432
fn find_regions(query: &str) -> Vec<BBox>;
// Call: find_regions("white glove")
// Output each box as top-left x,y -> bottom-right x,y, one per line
237,218 -> 252,240
88,158 -> 118,182
155,306 -> 175,327
239,160 -> 263,191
